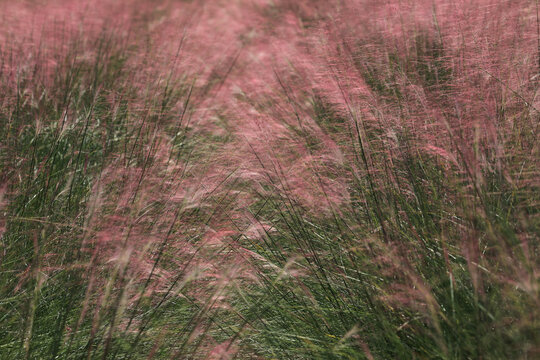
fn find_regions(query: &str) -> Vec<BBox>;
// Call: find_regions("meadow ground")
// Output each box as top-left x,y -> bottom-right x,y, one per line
0,0 -> 539,358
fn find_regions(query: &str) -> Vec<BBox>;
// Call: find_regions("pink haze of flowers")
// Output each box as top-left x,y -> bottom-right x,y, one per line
1,0 -> 538,357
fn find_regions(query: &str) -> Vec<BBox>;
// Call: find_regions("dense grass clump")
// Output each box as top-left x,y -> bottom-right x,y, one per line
0,0 -> 538,359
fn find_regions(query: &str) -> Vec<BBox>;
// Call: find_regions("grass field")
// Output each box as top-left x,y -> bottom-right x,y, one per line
0,0 -> 538,358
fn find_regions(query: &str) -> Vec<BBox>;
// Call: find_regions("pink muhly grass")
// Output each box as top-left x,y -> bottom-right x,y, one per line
1,0 -> 538,358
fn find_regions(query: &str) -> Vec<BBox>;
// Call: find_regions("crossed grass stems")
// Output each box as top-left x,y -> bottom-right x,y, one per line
0,9 -> 539,360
